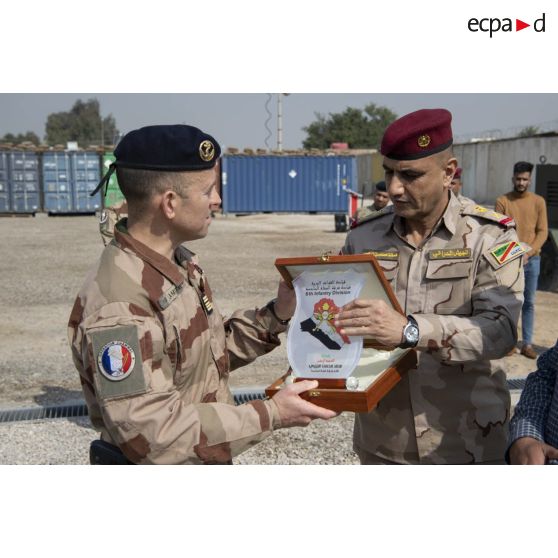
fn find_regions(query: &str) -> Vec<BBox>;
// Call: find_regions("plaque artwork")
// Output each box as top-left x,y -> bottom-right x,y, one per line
288,269 -> 365,379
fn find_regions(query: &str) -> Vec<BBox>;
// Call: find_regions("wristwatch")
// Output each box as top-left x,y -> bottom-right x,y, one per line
265,298 -> 291,325
400,315 -> 419,348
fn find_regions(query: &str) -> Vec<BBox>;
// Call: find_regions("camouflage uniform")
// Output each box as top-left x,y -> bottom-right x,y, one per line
68,220 -> 287,464
343,194 -> 525,464
355,203 -> 393,223
456,193 -> 475,206
99,201 -> 128,246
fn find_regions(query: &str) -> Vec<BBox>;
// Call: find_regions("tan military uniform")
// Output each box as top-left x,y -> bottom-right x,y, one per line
343,194 -> 525,464
354,204 -> 392,225
99,201 -> 128,246
456,193 -> 475,206
68,220 -> 287,464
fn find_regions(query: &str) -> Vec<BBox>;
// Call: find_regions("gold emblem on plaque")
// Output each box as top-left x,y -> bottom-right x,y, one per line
417,134 -> 431,148
199,140 -> 215,162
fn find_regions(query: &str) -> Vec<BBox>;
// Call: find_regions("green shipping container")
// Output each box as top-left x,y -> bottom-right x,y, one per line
102,152 -> 125,208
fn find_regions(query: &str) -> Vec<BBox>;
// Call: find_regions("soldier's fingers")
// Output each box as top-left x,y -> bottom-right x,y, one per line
335,315 -> 372,327
288,380 -> 319,395
338,326 -> 371,337
544,444 -> 558,460
299,400 -> 339,420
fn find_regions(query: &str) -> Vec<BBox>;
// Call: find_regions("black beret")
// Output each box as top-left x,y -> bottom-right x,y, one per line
91,124 -> 221,196
115,124 -> 221,171
375,180 -> 387,192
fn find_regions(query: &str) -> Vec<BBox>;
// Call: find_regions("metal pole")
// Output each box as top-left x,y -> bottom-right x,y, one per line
277,93 -> 283,152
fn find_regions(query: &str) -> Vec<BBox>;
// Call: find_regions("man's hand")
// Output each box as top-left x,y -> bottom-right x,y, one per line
523,253 -> 530,265
334,299 -> 408,347
274,279 -> 296,321
509,437 -> 558,464
272,380 -> 338,427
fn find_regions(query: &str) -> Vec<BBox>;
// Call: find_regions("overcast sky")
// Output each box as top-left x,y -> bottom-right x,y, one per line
1,93 -> 557,149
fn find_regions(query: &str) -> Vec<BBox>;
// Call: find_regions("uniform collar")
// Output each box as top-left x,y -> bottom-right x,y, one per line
114,219 -> 187,288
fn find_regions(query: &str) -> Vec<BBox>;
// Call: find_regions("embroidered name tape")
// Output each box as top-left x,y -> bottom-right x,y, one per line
428,248 -> 472,260
365,251 -> 399,260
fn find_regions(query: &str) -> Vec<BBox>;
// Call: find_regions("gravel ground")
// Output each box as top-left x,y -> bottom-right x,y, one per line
0,212 -> 555,465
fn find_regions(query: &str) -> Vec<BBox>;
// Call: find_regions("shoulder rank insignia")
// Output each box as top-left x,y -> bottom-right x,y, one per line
351,205 -> 394,229
489,240 -> 525,266
461,205 -> 516,228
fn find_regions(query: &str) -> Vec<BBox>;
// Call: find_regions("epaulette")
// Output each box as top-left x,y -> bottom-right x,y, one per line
461,205 -> 516,228
350,205 -> 394,229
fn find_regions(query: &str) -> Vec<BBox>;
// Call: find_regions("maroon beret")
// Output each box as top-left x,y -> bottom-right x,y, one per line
381,108 -> 453,160
454,167 -> 462,179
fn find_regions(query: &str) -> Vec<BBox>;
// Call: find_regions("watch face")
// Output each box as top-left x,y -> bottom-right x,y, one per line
406,325 -> 419,343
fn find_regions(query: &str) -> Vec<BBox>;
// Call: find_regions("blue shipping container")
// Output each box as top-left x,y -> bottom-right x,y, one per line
71,152 -> 101,212
42,151 -> 101,213
221,155 -> 357,213
43,152 -> 72,213
0,152 -> 8,212
7,151 -> 40,213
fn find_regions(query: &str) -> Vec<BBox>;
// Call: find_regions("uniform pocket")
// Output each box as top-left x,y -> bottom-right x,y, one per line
425,259 -> 473,315
378,260 -> 399,290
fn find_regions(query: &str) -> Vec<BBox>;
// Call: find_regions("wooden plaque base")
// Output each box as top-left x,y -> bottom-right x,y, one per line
266,348 -> 417,413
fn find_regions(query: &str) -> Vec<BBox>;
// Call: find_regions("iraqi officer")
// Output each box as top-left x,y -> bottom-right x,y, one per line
336,109 -> 524,464
68,124 -> 336,465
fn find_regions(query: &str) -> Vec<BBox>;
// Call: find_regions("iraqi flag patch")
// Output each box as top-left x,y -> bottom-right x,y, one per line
97,341 -> 136,381
490,241 -> 525,265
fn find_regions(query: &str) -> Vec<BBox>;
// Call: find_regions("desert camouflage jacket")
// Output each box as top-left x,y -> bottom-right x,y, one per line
343,194 -> 525,464
68,220 -> 286,464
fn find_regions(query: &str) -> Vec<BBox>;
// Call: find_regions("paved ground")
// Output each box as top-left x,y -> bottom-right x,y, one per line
0,212 -> 555,464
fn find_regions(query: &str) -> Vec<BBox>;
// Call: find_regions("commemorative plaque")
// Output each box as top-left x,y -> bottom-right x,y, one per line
265,254 -> 417,413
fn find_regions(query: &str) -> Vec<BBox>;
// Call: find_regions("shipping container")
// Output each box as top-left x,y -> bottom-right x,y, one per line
42,151 -> 102,213
0,151 -> 8,212
71,151 -> 102,212
221,155 -> 357,214
42,152 -> 72,213
7,151 -> 40,213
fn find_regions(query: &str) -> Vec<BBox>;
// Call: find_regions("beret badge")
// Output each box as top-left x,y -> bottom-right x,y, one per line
417,134 -> 431,148
199,140 -> 215,162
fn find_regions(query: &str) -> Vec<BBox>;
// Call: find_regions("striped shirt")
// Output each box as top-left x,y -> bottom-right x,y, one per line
508,340 -> 558,464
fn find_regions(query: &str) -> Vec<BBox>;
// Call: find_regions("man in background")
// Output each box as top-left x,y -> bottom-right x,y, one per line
450,167 -> 474,205
354,180 -> 390,222
496,161 -> 548,359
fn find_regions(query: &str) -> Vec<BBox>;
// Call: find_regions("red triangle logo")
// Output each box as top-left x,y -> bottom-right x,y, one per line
516,19 -> 530,31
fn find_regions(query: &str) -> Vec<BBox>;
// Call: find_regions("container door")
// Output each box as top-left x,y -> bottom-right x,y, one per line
42,152 -> 71,213
9,152 -> 40,213
0,152 -> 9,211
72,152 -> 101,212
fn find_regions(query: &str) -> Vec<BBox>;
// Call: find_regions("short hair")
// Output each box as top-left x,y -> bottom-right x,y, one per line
375,181 -> 387,192
513,161 -> 534,175
116,167 -> 192,206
